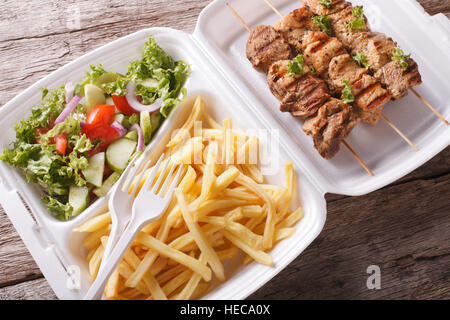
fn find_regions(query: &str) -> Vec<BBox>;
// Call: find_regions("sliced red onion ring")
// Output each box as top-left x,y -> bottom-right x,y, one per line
54,94 -> 82,125
125,82 -> 162,113
80,120 -> 86,129
111,121 -> 127,138
129,123 -> 144,152
65,81 -> 75,103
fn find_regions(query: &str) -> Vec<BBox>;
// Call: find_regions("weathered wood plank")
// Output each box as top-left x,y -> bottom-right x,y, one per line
0,0 -> 449,300
250,173 -> 450,300
0,277 -> 56,300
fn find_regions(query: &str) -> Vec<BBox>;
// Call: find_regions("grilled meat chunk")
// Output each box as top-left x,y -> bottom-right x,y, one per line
302,0 -> 351,16
328,6 -> 369,41
375,59 -> 422,100
268,60 -> 330,118
273,7 -> 321,53
328,53 -> 367,94
302,31 -> 347,76
303,98 -> 359,159
343,32 -> 397,72
246,25 -> 292,73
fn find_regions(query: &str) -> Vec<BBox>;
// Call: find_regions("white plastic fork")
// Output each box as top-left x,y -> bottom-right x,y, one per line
84,155 -> 183,300
97,153 -> 157,274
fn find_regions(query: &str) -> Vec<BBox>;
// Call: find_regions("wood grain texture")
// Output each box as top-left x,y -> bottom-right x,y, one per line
0,0 -> 449,300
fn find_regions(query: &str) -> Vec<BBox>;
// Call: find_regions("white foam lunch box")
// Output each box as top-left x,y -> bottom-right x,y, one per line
0,0 -> 448,299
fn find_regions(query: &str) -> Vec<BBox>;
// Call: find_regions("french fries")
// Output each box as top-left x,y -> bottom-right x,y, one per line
74,96 -> 304,299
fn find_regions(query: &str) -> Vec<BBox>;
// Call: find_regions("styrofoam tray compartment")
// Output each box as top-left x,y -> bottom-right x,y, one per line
195,0 -> 450,196
0,27 -> 326,299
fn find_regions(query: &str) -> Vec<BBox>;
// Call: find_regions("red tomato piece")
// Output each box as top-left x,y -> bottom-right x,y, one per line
85,104 -> 116,130
54,134 -> 68,155
83,125 -> 120,156
112,95 -> 137,116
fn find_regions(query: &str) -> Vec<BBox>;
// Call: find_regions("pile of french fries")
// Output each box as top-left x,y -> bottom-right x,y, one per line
74,96 -> 304,300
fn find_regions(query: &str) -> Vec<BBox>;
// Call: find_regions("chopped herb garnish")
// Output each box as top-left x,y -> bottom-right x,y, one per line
309,65 -> 317,75
392,46 -> 411,70
353,52 -> 370,69
312,15 -> 332,36
320,0 -> 333,8
348,5 -> 366,31
288,55 -> 306,76
341,79 -> 355,104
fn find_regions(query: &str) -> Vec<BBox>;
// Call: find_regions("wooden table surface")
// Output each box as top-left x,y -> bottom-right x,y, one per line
0,0 -> 449,300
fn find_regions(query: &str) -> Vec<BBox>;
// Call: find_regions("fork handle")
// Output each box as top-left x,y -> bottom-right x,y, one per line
83,222 -> 141,300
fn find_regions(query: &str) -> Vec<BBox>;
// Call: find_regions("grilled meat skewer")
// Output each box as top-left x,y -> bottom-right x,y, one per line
274,7 -> 392,124
246,25 -> 359,158
302,0 -> 422,100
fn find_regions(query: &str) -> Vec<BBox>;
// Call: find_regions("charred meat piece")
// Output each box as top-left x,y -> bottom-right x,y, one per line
351,74 -> 391,118
328,53 -> 367,94
302,0 -> 351,16
374,59 -> 422,100
273,7 -> 321,53
343,32 -> 397,72
246,25 -> 292,73
268,60 -> 330,118
303,98 -> 359,159
328,6 -> 369,41
302,31 -> 347,76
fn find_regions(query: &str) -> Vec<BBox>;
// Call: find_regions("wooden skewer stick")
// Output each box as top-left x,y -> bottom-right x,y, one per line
226,3 -> 374,176
342,141 -> 374,176
380,113 -> 418,152
410,88 -> 449,126
263,0 -> 419,152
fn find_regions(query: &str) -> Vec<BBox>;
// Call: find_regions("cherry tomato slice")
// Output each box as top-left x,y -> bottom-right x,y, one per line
54,134 -> 68,155
85,104 -> 116,130
84,125 -> 120,156
111,95 -> 137,116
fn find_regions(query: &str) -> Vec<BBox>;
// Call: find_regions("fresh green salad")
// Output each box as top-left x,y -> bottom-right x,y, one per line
1,35 -> 190,220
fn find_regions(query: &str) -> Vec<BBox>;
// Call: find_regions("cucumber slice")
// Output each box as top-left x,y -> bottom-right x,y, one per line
140,111 -> 152,144
124,130 -> 138,142
85,84 -> 106,111
150,112 -> 162,136
93,172 -> 120,198
95,72 -> 119,88
82,152 -> 105,188
106,138 -> 137,173
105,96 -> 114,106
69,186 -> 89,216
113,113 -> 125,124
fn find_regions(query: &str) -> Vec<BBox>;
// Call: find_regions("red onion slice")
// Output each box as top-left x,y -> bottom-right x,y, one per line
65,81 -> 75,103
129,123 -> 144,152
111,121 -> 127,138
125,82 -> 162,113
54,94 -> 82,125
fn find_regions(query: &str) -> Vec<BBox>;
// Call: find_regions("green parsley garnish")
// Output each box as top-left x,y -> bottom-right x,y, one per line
312,15 -> 332,36
353,52 -> 370,69
309,65 -> 317,75
288,55 -> 306,76
341,79 -> 355,104
320,0 -> 333,8
392,46 -> 411,70
348,5 -> 366,31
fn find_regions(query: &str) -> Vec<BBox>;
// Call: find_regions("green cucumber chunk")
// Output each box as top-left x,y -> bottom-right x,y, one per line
140,111 -> 152,144
93,172 -> 120,198
68,186 -> 89,216
124,130 -> 138,142
113,113 -> 125,124
150,112 -> 162,136
106,138 -> 137,173
82,152 -> 105,188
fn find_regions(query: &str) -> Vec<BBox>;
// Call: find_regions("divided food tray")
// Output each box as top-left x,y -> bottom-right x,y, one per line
0,0 -> 448,299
